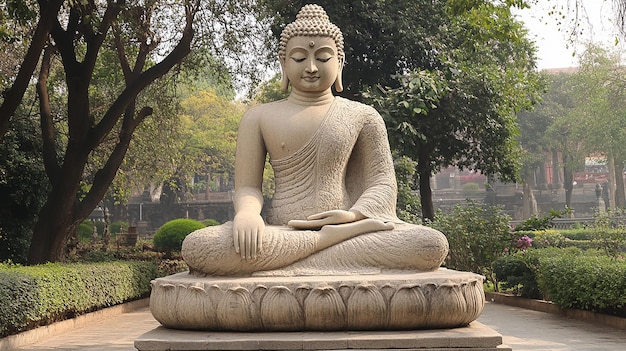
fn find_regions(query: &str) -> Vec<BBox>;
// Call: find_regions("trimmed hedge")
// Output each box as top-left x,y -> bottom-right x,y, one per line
153,218 -> 205,255
494,248 -> 626,315
538,253 -> 626,312
0,260 -> 156,337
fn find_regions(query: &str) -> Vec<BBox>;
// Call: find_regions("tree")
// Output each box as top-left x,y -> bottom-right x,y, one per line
259,0 -> 448,100
169,88 -> 245,200
540,72 -> 584,209
0,0 -> 270,264
368,2 -> 543,220
568,44 -> 626,208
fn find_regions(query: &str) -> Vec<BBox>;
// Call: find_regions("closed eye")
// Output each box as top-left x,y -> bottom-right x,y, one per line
317,57 -> 331,62
291,57 -> 305,63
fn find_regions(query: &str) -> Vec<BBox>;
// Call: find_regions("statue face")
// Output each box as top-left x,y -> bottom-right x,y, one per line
282,36 -> 341,93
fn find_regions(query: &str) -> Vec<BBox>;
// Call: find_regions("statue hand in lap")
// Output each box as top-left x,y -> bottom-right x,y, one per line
233,212 -> 264,260
288,209 -> 364,229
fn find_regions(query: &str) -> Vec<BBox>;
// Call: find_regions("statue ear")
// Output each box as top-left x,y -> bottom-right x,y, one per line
280,58 -> 290,92
334,58 -> 344,92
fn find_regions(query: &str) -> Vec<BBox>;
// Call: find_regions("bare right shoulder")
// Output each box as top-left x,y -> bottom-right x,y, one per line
242,99 -> 289,129
245,99 -> 288,117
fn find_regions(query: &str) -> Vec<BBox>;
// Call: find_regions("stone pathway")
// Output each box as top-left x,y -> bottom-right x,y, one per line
10,302 -> 626,350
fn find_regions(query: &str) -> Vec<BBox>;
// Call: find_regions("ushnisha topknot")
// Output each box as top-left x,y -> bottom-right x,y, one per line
278,4 -> 345,62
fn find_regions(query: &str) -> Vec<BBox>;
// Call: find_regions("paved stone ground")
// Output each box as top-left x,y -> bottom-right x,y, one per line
12,302 -> 626,351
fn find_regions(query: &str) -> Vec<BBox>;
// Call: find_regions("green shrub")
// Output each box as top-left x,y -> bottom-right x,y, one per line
537,251 -> 626,312
0,261 -> 156,337
513,208 -> 569,231
78,221 -> 95,242
109,221 -> 129,236
432,200 -> 512,284
153,219 -> 205,255
461,182 -> 480,196
202,218 -> 221,227
492,249 -> 561,299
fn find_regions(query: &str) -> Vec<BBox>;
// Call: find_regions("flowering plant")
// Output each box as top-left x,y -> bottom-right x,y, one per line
514,235 -> 533,250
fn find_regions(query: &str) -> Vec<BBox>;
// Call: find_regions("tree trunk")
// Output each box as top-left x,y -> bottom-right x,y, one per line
522,179 -> 537,219
562,153 -> 574,208
608,156 -> 617,209
417,148 -> 434,222
614,159 -> 626,208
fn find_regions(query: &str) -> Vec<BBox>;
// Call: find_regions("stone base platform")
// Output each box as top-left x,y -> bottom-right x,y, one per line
149,269 -> 485,331
134,322 -> 511,350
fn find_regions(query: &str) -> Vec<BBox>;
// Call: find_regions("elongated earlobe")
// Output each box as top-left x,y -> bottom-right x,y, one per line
280,59 -> 289,92
334,59 -> 344,92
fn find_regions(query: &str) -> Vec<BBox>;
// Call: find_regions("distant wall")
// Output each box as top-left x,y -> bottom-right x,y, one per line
125,201 -> 234,235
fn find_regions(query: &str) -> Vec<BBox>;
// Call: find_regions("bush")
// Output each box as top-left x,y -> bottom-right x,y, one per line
153,219 -> 205,256
0,261 -> 156,337
78,221 -> 95,242
431,200 -> 512,284
461,182 -> 480,196
109,221 -> 129,236
537,251 -> 626,313
202,218 -> 221,227
492,249 -> 562,299
513,208 -> 569,231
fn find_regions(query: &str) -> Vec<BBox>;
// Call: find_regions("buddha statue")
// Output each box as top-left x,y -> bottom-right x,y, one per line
147,5 -> 485,333
181,4 -> 448,277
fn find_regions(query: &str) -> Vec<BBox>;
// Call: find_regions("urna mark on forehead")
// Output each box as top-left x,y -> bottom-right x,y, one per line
278,4 -> 344,61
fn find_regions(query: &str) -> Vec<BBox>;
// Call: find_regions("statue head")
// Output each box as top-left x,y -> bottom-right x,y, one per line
279,4 -> 345,92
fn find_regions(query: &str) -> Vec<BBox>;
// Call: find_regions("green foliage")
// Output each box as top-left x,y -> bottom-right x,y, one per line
495,247 -> 626,314
394,155 -> 421,223
493,249 -> 553,299
0,261 -> 156,337
514,208 -> 569,231
591,210 -> 626,257
252,73 -> 289,103
78,221 -> 95,242
153,219 -> 205,255
537,250 -> 626,312
431,200 -> 513,284
462,182 -> 480,196
202,219 -> 221,227
353,0 -> 543,219
0,115 -> 51,264
109,221 -> 129,236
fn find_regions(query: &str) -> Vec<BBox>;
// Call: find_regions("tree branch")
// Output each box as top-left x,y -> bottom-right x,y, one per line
0,0 -> 64,139
83,0 -> 123,82
37,45 -> 61,182
78,106 -> 153,220
89,0 -> 196,145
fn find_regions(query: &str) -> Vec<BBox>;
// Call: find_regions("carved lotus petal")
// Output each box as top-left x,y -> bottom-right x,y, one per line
261,286 -> 304,331
388,285 -> 427,329
304,286 -> 346,330
429,284 -> 467,327
150,282 -> 179,327
175,284 -> 215,329
347,284 -> 387,329
462,280 -> 485,324
217,287 -> 260,331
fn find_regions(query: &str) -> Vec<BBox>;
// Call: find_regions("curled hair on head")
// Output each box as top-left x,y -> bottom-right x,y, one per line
278,4 -> 344,62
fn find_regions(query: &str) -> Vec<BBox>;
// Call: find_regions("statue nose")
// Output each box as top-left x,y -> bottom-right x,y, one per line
306,59 -> 318,73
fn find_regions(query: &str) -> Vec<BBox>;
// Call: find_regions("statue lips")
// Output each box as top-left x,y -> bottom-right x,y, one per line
302,75 -> 320,82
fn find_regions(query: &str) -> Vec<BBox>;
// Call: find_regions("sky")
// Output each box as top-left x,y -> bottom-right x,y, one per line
514,0 -> 621,70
